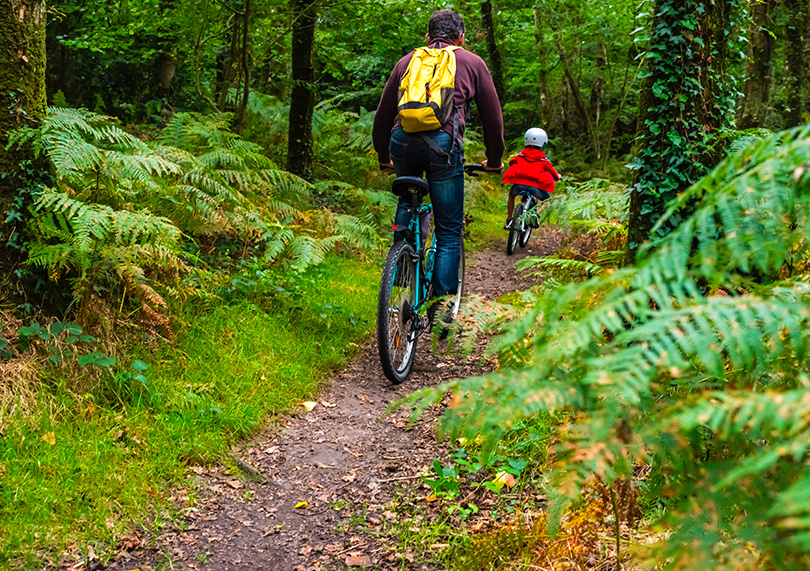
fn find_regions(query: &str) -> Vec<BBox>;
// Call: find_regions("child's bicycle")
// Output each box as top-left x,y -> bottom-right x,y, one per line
507,188 -> 542,255
377,164 -> 487,384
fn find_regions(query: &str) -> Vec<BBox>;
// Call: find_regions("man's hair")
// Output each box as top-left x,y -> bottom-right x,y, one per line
427,9 -> 466,41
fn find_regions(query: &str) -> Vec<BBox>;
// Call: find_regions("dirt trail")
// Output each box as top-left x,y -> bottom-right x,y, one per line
112,237 -> 556,571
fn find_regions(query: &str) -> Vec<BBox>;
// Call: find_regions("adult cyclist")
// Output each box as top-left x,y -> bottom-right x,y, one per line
372,8 -> 505,327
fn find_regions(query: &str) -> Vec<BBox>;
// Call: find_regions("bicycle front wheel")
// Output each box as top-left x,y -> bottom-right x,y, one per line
377,241 -> 419,384
507,203 -> 523,255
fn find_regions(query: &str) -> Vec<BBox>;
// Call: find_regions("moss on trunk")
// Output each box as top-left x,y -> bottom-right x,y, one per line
626,0 -> 738,262
0,0 -> 47,288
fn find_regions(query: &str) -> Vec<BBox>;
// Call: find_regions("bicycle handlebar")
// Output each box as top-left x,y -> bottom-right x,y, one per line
464,163 -> 502,177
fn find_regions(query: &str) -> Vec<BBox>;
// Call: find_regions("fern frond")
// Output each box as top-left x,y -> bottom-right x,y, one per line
517,255 -> 603,277
401,126 -> 810,569
334,214 -> 383,252
288,234 -> 343,270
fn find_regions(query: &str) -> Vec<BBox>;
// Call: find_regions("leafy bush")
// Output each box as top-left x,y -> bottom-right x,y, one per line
10,108 -> 388,324
409,125 -> 810,569
240,92 -> 380,186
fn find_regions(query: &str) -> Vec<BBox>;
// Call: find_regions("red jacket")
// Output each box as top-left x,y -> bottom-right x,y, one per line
502,148 -> 560,193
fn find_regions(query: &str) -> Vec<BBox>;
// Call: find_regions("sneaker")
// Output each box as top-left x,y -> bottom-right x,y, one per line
503,218 -> 513,230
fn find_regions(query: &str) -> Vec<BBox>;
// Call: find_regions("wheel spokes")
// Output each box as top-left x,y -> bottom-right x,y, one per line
386,255 -> 415,371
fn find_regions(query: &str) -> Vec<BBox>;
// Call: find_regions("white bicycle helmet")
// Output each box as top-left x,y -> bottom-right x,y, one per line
524,127 -> 548,148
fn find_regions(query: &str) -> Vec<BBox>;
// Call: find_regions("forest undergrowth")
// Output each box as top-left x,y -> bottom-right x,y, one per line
0,102 -> 518,567
397,126 -> 810,571
5,103 -> 809,571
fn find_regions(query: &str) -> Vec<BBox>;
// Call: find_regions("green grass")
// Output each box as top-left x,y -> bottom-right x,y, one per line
0,180 -> 509,568
364,415 -> 559,571
465,178 -> 509,250
0,255 -> 379,567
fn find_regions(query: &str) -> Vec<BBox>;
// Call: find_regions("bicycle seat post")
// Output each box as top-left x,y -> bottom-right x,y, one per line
410,189 -> 420,208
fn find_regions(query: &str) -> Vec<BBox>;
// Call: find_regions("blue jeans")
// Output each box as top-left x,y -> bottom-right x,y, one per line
389,128 -> 464,296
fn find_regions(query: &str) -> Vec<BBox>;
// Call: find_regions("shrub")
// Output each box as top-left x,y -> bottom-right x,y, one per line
409,125 -> 810,569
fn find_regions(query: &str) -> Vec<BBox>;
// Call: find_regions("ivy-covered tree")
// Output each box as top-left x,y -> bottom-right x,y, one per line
626,0 -> 741,259
0,0 -> 47,283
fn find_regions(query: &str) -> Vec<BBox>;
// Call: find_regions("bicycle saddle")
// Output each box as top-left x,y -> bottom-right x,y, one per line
392,176 -> 429,197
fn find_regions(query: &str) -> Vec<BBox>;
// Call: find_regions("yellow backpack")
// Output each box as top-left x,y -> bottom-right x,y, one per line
397,46 -> 460,133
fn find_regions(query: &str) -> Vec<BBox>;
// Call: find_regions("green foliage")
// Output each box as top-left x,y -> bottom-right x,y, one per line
13,107 -> 389,317
517,256 -> 603,279
1,256 -> 378,566
407,126 -> 810,569
515,179 -> 628,284
28,190 -> 181,294
13,320 -> 105,367
241,93 -> 381,186
535,179 -> 628,229
627,0 -> 745,249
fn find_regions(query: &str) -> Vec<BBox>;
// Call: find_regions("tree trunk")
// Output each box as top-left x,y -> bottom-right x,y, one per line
217,22 -> 241,111
0,0 -> 47,281
804,7 -> 810,103
556,39 -> 600,158
783,0 -> 807,128
737,0 -> 775,128
533,8 -> 551,124
481,0 -> 504,101
626,0 -> 737,262
561,80 -> 571,135
287,0 -> 316,180
589,42 -> 607,132
156,0 -> 178,100
157,45 -> 178,100
233,0 -> 251,133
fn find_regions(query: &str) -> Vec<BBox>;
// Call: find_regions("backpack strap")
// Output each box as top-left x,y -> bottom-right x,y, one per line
418,132 -> 451,158
415,45 -> 461,165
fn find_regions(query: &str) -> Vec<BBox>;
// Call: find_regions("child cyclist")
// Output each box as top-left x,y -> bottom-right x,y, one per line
502,128 -> 561,229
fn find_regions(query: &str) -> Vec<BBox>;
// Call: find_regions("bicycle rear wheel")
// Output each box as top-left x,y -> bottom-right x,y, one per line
377,241 -> 418,384
519,198 -> 536,248
507,203 -> 523,255
519,201 -> 533,248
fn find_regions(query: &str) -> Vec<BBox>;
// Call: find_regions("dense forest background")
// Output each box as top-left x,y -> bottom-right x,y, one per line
1,0 -> 810,569
38,0 -> 810,161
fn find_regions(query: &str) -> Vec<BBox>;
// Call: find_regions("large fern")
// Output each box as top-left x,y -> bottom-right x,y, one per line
407,125 -> 810,570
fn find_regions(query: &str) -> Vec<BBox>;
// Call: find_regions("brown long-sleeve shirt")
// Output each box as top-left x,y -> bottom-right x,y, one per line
372,39 -> 505,167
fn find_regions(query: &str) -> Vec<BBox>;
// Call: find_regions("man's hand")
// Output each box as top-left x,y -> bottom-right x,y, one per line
379,160 -> 395,174
482,159 -> 503,173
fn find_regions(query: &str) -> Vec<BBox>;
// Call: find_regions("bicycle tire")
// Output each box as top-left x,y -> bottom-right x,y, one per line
519,199 -> 534,248
377,241 -> 418,384
507,203 -> 523,255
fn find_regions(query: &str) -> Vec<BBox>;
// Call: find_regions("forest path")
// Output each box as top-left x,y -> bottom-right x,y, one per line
112,234 -> 559,571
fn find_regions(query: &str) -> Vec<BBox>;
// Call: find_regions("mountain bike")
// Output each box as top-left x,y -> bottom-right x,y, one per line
507,188 -> 541,255
377,164 -> 487,384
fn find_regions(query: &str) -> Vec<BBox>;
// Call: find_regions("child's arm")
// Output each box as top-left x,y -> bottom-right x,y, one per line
548,163 -> 562,181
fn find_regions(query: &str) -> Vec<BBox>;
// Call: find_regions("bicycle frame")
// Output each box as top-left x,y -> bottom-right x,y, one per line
517,191 -> 537,221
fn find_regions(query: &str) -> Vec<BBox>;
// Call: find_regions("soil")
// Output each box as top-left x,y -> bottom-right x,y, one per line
105,234 -> 559,571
